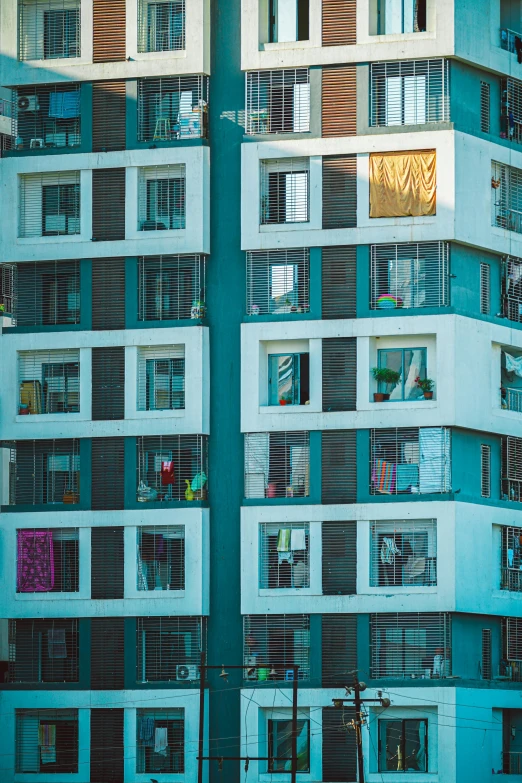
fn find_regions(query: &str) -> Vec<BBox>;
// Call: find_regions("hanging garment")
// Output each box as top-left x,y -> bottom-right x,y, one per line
38,724 -> 56,747
154,726 -> 168,756
277,529 -> 291,552
140,716 -> 155,747
504,352 -> 522,378
369,150 -> 436,218
278,551 -> 294,565
396,463 -> 419,492
49,91 -> 81,119
508,548 -> 515,568
380,537 -> 401,565
191,471 -> 207,491
373,459 -> 396,493
137,545 -> 148,591
161,460 -> 175,486
47,628 -> 67,659
17,530 -> 54,592
40,746 -> 57,764
290,529 -> 306,551
403,556 -> 426,581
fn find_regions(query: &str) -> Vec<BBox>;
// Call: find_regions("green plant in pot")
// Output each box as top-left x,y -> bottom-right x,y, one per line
371,367 -> 401,402
415,376 -> 435,400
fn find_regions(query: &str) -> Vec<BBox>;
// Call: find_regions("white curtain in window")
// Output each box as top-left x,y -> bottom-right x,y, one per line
245,433 -> 269,497
293,83 -> 310,132
285,173 -> 308,222
419,428 -> 450,493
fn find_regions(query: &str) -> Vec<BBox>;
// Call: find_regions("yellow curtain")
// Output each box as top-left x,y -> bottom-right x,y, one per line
369,150 -> 436,218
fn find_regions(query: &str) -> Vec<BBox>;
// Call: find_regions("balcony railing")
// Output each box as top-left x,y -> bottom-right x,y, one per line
504,752 -> 522,774
501,567 -> 522,592
500,28 -> 522,54
0,99 -> 13,118
503,387 -> 522,412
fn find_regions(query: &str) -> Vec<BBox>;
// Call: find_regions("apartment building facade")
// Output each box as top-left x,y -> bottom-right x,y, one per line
1,0 -> 522,782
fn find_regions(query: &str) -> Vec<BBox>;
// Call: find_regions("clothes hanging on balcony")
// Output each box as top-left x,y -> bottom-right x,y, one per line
39,724 -> 56,763
139,716 -> 155,747
369,150 -> 436,218
380,537 -> 401,565
154,727 -> 168,755
17,530 -> 55,592
47,628 -> 67,658
161,460 -> 175,485
504,352 -> 522,378
373,459 -> 396,493
49,91 -> 81,119
290,529 -> 306,550
277,528 -> 294,564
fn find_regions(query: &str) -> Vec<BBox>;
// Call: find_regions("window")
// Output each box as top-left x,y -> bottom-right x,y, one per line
502,436 -> 522,502
18,350 -> 79,414
138,254 -> 206,321
13,84 -> 81,151
268,0 -> 309,42
17,528 -> 79,592
370,519 -> 437,587
481,444 -> 491,498
12,260 -> 79,326
244,431 -> 310,499
502,255 -> 522,322
139,165 -> 186,231
137,709 -> 184,773
1,263 -> 15,315
246,249 -> 309,315
482,629 -> 492,680
259,523 -> 310,588
371,427 -> 451,495
268,719 -> 310,772
20,172 -> 80,238
16,709 -> 78,772
19,1 -> 80,61
375,0 -> 426,34
502,617 -> 522,681
480,263 -> 490,315
371,241 -> 449,310
246,69 -> 310,134
138,0 -> 186,52
371,60 -> 449,127
137,434 -> 208,502
481,81 -> 490,133
268,352 -> 309,405
376,348 -> 427,401
9,619 -> 78,682
260,158 -> 309,224
492,160 -> 522,234
243,615 -> 310,680
137,525 -> 185,591
378,719 -> 428,772
137,346 -> 185,411
371,612 -> 451,678
501,526 -> 522,592
370,150 -> 436,218
136,616 -> 204,682
138,75 -> 208,142
9,439 -> 80,506
501,77 -> 522,143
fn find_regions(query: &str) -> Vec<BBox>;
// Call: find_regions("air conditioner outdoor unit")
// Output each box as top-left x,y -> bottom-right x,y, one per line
176,664 -> 198,681
17,96 -> 39,112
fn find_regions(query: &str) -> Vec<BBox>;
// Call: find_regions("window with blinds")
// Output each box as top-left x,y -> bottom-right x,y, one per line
371,612 -> 451,678
481,81 -> 490,133
321,430 -> 357,504
371,241 -> 449,310
9,439 -> 80,506
371,60 -> 449,127
501,77 -> 522,143
137,434 -> 208,502
370,519 -> 437,587
480,262 -> 490,315
1,263 -> 15,315
259,523 -> 309,589
371,427 -> 451,496
246,69 -> 310,135
139,165 -> 186,231
502,618 -> 522,681
501,526 -> 522,592
260,158 -> 309,224
138,75 -> 208,142
322,521 -> 357,595
244,431 -> 309,499
137,709 -> 184,773
8,618 -> 79,682
19,0 -> 80,61
12,260 -> 79,326
502,436 -> 522,502
481,444 -> 491,497
137,525 -> 185,591
137,616 -> 205,682
322,614 -> 357,686
20,171 -> 80,238
243,614 -> 310,680
322,337 -> 356,411
17,528 -> 79,593
482,628 -> 492,680
322,155 -> 357,229
93,0 -> 125,62
16,709 -> 78,773
322,0 -> 356,45
492,160 -> 522,234
137,346 -> 185,411
18,349 -> 79,414
13,83 -> 80,151
138,254 -> 206,321
502,255 -> 522,322
246,248 -> 309,315
138,0 -> 186,52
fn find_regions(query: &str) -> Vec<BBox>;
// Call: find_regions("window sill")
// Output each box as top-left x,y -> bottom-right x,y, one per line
16,412 -> 83,423
259,587 -> 313,596
132,409 -> 186,419
16,590 -> 83,600
260,404 -> 319,414
368,400 -> 437,408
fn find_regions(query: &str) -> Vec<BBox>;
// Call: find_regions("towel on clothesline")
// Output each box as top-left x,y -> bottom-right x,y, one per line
154,726 -> 168,756
40,746 -> 56,764
49,91 -> 80,119
290,529 -> 306,551
372,459 -> 396,494
38,724 -> 56,747
161,460 -> 175,486
48,628 -> 67,659
277,529 -> 291,552
140,716 -> 155,747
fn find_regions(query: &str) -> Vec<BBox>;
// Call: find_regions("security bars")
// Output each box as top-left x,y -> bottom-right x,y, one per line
492,160 -> 522,234
138,165 -> 186,231
371,612 -> 451,678
0,263 -> 15,315
246,248 -> 309,315
501,526 -> 522,592
259,523 -> 310,589
481,628 -> 492,680
480,263 -> 490,315
502,436 -> 522,502
370,241 -> 449,310
370,428 -> 451,496
137,434 -> 208,503
9,260 -> 79,326
502,77 -> 522,143
136,709 -> 184,773
8,618 -> 79,682
481,81 -> 491,133
244,431 -> 310,499
136,616 -> 205,682
17,528 -> 79,592
138,254 -> 206,321
260,158 -> 310,224
13,83 -> 81,150
137,525 -> 185,591
502,617 -> 522,681
19,0 -> 81,61
138,0 -> 186,53
8,439 -> 80,506
20,171 -> 80,238
137,346 -> 185,411
243,614 -> 310,680
481,444 -> 491,497
16,709 -> 78,773
502,255 -> 522,322
138,75 -> 208,141
246,69 -> 310,134
18,349 -> 79,414
370,59 -> 449,127
370,519 -> 437,587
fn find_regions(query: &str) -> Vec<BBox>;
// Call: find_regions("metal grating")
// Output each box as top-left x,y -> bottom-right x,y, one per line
502,436 -> 522,502
371,427 -> 451,496
91,348 -> 125,420
322,521 -> 357,595
244,431 -> 309,499
91,438 -> 125,510
136,709 -> 184,773
501,76 -> 522,143
137,525 -> 185,591
481,81 -> 491,133
370,519 -> 437,587
8,439 -> 80,506
138,165 -> 186,231
137,434 -> 208,503
138,254 -> 206,321
492,160 -> 522,234
90,708 -> 124,782
322,614 -> 357,687
92,81 -> 126,152
371,241 -> 449,310
259,522 -> 310,589
322,430 -> 357,504
501,526 -> 522,592
16,528 -> 79,593
8,618 -> 79,683
20,171 -> 80,238
243,614 -> 310,680
246,69 -> 310,134
322,66 -> 356,137
322,245 -> 357,319
502,255 -> 522,322
371,60 -> 449,127
481,444 -> 491,498
502,617 -> 522,680
138,75 -> 208,141
19,0 -> 80,61
260,158 -> 309,224
138,0 -> 186,53
16,709 -> 78,773
91,618 -> 125,689
480,262 -> 490,315
246,248 -> 309,315
18,349 -> 79,414
322,0 -> 356,45
371,612 -> 451,679
482,628 -> 492,680
137,616 -> 205,682
91,528 -> 124,599
322,707 -> 357,782
322,338 -> 357,411
92,258 -> 125,330
93,0 -> 126,62
12,83 -> 81,150
137,346 -> 185,411
92,168 -> 126,241
322,155 -> 357,229
1,263 -> 16,315
11,260 -> 79,326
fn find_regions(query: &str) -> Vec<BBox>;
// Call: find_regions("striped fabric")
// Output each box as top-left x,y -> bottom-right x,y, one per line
372,459 -> 396,493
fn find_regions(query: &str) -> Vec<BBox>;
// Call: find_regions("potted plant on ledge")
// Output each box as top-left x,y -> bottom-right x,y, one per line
371,367 -> 401,402
415,376 -> 435,400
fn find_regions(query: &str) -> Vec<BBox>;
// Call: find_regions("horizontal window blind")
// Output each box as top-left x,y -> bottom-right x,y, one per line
482,628 -> 492,680
322,521 -> 357,595
13,83 -> 81,150
138,525 -> 185,591
1,263 -> 15,315
91,347 -> 125,420
137,709 -> 184,774
243,614 -> 310,680
9,618 -> 79,683
322,430 -> 357,504
9,439 -> 79,506
90,708 -> 124,783
502,255 -> 522,322
138,0 -> 186,53
501,526 -> 522,592
12,259 -> 80,326
246,69 -> 310,134
322,155 -> 357,229
371,612 -> 451,679
370,519 -> 437,587
137,616 -> 205,682
18,349 -> 79,414
92,81 -> 126,152
502,77 -> 522,143
139,165 -> 186,231
137,434 -> 209,502
137,345 -> 185,411
16,709 -> 78,773
322,337 -> 356,411
138,254 -> 206,321
91,257 -> 125,330
481,80 -> 491,134
91,527 -> 124,599
492,160 -> 522,234
246,248 -> 309,315
92,168 -> 126,241
322,66 -> 356,137
321,245 -> 357,319
93,0 -> 126,62
481,443 -> 491,496
371,59 -> 449,127
19,0 -> 81,61
20,171 -> 80,238
502,436 -> 522,502
138,75 -> 208,141
244,431 -> 310,499
91,618 -> 125,689
371,427 -> 451,495
259,522 -> 310,589
503,617 -> 522,672
322,614 -> 357,687
17,528 -> 79,593
371,241 -> 449,309
260,158 -> 310,224
322,0 -> 356,45
91,438 -> 125,510
322,706 -> 357,782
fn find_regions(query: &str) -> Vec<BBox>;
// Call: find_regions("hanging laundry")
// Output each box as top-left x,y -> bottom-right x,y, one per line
191,471 -> 207,491
154,726 -> 168,756
290,529 -> 306,551
277,529 -> 291,552
140,716 -> 155,747
372,459 -> 396,493
48,91 -> 81,119
380,537 -> 401,565
504,352 -> 522,378
17,530 -> 55,592
161,460 -> 175,486
47,628 -> 67,659
38,723 -> 56,763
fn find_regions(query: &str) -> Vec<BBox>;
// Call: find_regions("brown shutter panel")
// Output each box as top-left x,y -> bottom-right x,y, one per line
92,168 -> 126,241
93,0 -> 126,63
322,155 -> 357,229
91,529 -> 125,599
322,430 -> 357,504
92,349 -> 125,421
92,81 -> 126,152
322,246 -> 357,319
322,614 -> 357,687
322,0 -> 357,46
90,708 -> 124,782
92,258 -> 126,330
322,66 -> 356,137
322,706 -> 358,781
91,438 -> 125,508
322,337 -> 357,411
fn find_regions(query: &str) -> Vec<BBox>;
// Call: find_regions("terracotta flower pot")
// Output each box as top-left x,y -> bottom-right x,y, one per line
279,399 -> 288,406
373,392 -> 385,402
423,391 -> 433,400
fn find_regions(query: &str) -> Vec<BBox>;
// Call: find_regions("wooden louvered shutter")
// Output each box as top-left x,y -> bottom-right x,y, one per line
322,156 -> 357,229
91,528 -> 124,599
322,67 -> 356,137
90,708 -> 124,782
322,706 -> 358,782
92,169 -> 126,241
91,438 -> 125,509
92,82 -> 126,152
90,618 -> 125,689
91,258 -> 126,330
322,430 -> 357,503
322,614 -> 357,687
92,348 -> 125,421
322,337 -> 357,411
322,0 -> 357,46
322,521 -> 356,595
93,0 -> 126,63
322,246 -> 357,319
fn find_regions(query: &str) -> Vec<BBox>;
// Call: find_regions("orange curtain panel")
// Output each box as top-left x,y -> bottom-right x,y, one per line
369,150 -> 436,218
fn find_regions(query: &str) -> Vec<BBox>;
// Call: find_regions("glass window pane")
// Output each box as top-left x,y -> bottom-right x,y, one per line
269,354 -> 296,405
270,719 -> 310,772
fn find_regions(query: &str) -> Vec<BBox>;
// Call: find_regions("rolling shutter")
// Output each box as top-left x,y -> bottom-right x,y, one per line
93,0 -> 126,63
322,430 -> 357,504
322,521 -> 357,595
92,168 -> 126,241
322,246 -> 357,320
322,155 -> 357,229
322,0 -> 357,46
91,528 -> 124,599
322,706 -> 357,782
322,337 -> 357,411
91,438 -> 125,510
91,258 -> 125,330
90,708 -> 124,782
322,66 -> 356,137
92,81 -> 126,152
90,618 -> 125,689
322,614 -> 357,687
91,348 -> 125,421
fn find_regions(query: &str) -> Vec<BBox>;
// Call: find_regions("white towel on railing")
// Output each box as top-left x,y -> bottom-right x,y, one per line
290,529 -> 306,551
505,352 -> 522,378
154,727 -> 168,756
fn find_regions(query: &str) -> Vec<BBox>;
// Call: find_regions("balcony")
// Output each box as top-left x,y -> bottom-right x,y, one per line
502,255 -> 522,323
501,617 -> 522,681
8,619 -> 79,683
244,431 -> 309,499
138,76 -> 208,142
370,427 -> 451,496
246,249 -> 309,316
371,242 -> 449,311
492,161 -> 522,235
246,69 -> 310,135
370,519 -> 437,587
136,616 -> 205,683
502,436 -> 522,502
371,612 -> 451,679
500,27 -> 522,55
13,84 -> 81,152
138,254 -> 206,322
243,614 -> 310,681
137,435 -> 208,503
7,439 -> 80,508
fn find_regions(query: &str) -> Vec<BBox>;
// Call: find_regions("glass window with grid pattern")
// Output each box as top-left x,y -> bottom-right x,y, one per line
377,348 -> 427,401
18,350 -> 79,414
136,708 -> 184,773
19,1 -> 80,61
137,525 -> 185,591
379,719 -> 428,772
370,519 -> 437,587
268,718 -> 310,772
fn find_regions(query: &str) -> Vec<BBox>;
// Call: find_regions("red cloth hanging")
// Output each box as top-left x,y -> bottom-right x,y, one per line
161,460 -> 175,486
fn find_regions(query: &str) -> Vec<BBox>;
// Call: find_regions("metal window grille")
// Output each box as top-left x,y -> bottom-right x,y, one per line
90,708 -> 124,780
371,612 -> 451,679
137,346 -> 185,411
322,522 -> 357,596
138,254 -> 206,321
502,617 -> 522,681
322,65 -> 356,138
370,241 -> 449,310
91,617 -> 125,688
322,155 -> 357,229
322,245 -> 357,319
19,171 -> 80,238
502,436 -> 522,502
260,158 -> 310,224
136,709 -> 184,773
19,0 -> 80,61
481,81 -> 490,133
246,69 -> 310,135
244,431 -> 310,499
501,526 -> 522,592
13,83 -> 80,150
501,255 -> 522,323
322,338 -> 357,412
10,260 -> 79,326
482,628 -> 492,680
321,430 -> 357,504
8,618 -> 79,682
137,434 -> 208,503
501,77 -> 522,143
92,348 -> 125,421
371,427 -> 451,496
370,519 -> 437,587
138,75 -> 208,142
92,258 -> 125,330
91,527 -> 124,599
259,522 -> 310,589
138,165 -> 185,231
480,263 -> 490,315
92,168 -> 125,241
243,614 -> 310,681
322,614 -> 358,687
138,0 -> 186,52
8,439 -> 80,506
370,59 -> 449,127
136,616 -> 205,682
137,525 -> 185,591
18,349 -> 79,414
481,444 -> 491,498
322,707 -> 357,781
492,160 -> 522,234
0,263 -> 15,315
246,248 -> 309,315
16,709 -> 78,772
16,527 -> 79,593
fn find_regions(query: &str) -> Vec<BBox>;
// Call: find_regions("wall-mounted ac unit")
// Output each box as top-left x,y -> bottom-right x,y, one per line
176,664 -> 198,681
17,96 -> 39,112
